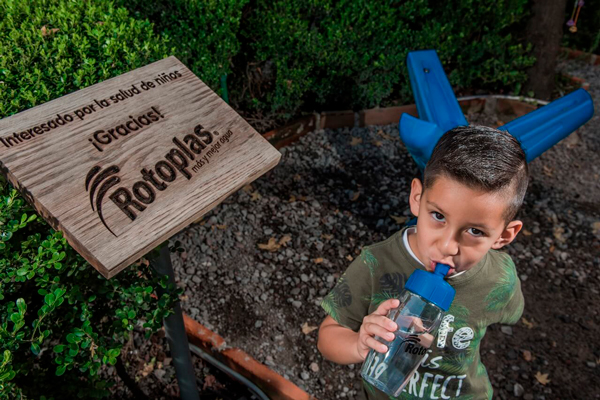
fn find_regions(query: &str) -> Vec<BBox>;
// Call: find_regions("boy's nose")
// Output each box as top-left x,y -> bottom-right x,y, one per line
439,232 -> 459,256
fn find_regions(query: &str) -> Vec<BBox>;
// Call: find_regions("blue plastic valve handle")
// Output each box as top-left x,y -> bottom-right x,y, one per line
406,49 -> 467,133
499,88 -> 594,162
399,49 -> 595,169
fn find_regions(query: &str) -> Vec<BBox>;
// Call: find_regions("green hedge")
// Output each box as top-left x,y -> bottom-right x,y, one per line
0,1 -> 180,398
233,0 -> 534,121
116,0 -> 248,97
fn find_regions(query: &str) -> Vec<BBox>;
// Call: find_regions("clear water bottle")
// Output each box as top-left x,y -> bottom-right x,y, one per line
360,263 -> 455,397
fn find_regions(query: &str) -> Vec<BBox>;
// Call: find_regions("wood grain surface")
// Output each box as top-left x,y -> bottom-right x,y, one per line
0,56 -> 281,278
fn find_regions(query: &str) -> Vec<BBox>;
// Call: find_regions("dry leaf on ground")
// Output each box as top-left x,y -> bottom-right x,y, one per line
390,215 -> 407,224
522,229 -> 532,236
351,191 -> 360,201
302,322 -> 318,335
321,234 -> 333,241
377,130 -> 395,141
592,221 -> 600,236
242,184 -> 253,193
279,235 -> 292,246
314,257 -> 324,264
216,224 -> 227,230
522,317 -> 534,329
250,191 -> 262,201
522,350 -> 533,361
371,139 -> 383,147
289,195 -> 296,202
258,237 -> 280,252
350,137 -> 363,146
535,371 -> 550,385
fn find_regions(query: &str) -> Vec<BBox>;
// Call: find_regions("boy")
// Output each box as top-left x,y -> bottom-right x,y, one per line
318,126 -> 527,399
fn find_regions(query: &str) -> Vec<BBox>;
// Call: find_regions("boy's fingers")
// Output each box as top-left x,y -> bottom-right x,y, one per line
363,322 -> 396,342
364,314 -> 397,332
364,336 -> 388,353
374,298 -> 400,315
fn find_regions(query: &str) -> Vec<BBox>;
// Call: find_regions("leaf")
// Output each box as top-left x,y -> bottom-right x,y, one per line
371,139 -> 383,147
54,345 -> 65,353
301,322 -> 318,335
288,195 -> 296,202
350,137 -> 362,146
521,317 -> 534,329
250,191 -> 262,201
377,130 -> 395,141
535,371 -> 550,385
31,343 -> 40,356
321,234 -> 333,241
346,255 -> 353,261
258,237 -> 280,252
522,229 -> 532,236
350,191 -> 360,201
16,298 -> 26,314
278,235 -> 292,246
56,365 -> 66,376
522,350 -> 532,361
314,257 -> 324,264
390,215 -> 407,225
216,224 -> 227,230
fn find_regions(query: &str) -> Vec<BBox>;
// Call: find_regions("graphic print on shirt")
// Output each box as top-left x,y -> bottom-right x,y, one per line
486,255 -> 523,324
362,247 -> 379,277
321,275 -> 352,323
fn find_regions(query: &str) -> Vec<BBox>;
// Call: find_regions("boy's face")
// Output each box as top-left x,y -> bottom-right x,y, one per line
408,175 -> 523,276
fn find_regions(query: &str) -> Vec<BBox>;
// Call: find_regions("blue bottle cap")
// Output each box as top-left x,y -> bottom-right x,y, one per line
404,263 -> 456,311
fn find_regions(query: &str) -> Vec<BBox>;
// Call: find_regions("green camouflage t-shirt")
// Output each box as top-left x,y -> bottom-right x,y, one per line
321,227 -> 524,400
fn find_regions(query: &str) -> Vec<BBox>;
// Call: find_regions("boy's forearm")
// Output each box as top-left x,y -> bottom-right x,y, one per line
317,323 -> 364,365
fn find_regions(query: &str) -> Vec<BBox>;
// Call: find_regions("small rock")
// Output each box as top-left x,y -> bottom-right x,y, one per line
586,361 -> 596,368
301,274 -> 309,282
192,276 -> 201,284
500,326 -> 513,335
255,320 -> 263,328
301,371 -> 310,380
292,301 -> 302,308
310,362 -> 319,372
514,383 -> 524,397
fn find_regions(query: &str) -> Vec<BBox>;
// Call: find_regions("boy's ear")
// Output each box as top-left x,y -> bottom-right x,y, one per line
409,178 -> 423,217
491,220 -> 523,249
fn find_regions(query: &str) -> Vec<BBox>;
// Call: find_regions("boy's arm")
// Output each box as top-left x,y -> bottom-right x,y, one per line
318,299 -> 400,365
317,316 -> 363,364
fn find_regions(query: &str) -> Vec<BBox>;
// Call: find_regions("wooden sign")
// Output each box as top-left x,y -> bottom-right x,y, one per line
0,56 -> 281,278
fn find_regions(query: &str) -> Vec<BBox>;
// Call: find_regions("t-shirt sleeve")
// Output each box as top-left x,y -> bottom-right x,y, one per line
321,249 -> 375,332
497,255 -> 525,325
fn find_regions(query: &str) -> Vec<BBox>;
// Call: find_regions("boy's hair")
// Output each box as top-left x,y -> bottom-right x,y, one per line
423,125 -> 529,222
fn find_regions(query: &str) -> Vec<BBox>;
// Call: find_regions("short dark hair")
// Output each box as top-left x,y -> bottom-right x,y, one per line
423,125 -> 529,222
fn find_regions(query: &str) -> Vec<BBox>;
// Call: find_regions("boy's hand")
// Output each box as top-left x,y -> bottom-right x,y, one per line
356,299 -> 399,360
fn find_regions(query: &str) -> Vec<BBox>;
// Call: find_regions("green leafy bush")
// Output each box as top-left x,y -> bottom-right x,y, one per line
0,1 -> 180,398
117,0 -> 249,97
232,0 -> 534,121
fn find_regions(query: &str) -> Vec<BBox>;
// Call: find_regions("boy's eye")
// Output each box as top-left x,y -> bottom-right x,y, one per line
468,228 -> 485,237
431,212 -> 445,222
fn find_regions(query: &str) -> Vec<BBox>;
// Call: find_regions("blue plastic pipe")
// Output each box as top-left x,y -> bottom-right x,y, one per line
498,89 -> 594,162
